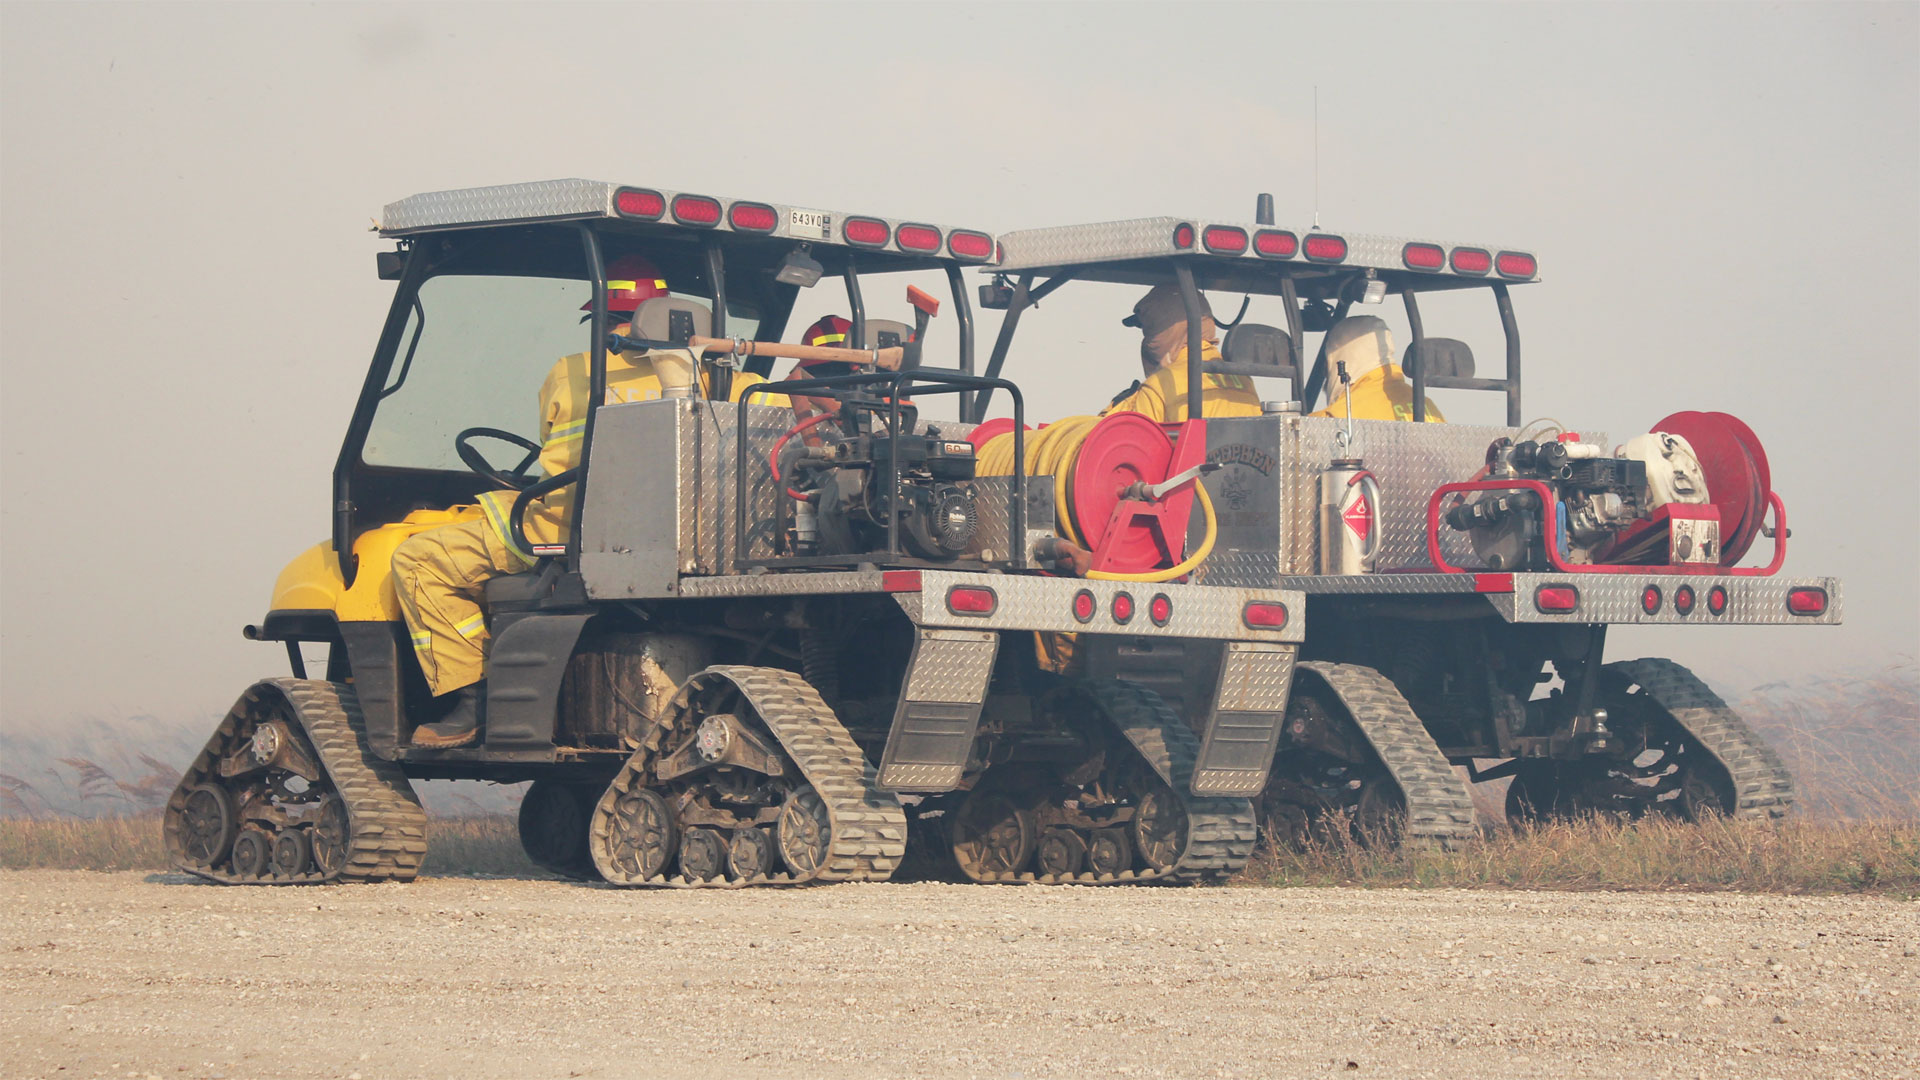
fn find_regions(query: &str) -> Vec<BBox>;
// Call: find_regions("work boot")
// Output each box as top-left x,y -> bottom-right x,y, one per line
411,683 -> 484,748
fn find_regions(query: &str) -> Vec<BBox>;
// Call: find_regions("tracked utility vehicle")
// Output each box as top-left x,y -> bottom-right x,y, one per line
976,197 -> 1837,844
165,180 -> 1303,887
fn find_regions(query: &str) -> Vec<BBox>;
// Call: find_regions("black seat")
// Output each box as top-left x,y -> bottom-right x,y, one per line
1207,323 -> 1297,379
1403,337 -> 1475,379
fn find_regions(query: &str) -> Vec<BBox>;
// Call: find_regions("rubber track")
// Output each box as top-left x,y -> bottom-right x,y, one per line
1608,658 -> 1795,819
966,681 -> 1258,885
164,679 -> 429,885
1294,662 -> 1478,848
589,666 -> 907,888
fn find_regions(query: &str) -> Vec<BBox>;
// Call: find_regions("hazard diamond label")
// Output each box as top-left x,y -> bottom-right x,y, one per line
1342,497 -> 1372,542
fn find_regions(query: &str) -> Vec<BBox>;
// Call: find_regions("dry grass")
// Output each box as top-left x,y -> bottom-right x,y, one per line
1244,813 -> 1920,896
3,812 -> 1915,897
0,813 -> 548,878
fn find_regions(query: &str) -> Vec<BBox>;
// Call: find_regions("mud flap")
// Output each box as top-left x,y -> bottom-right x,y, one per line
1192,642 -> 1298,796
1606,658 -> 1795,818
1293,662 -> 1478,847
878,629 -> 998,793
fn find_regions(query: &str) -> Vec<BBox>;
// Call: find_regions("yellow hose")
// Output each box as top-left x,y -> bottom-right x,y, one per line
975,417 -> 1219,583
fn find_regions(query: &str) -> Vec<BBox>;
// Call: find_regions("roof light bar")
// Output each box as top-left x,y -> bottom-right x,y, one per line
1496,251 -> 1538,279
670,194 -> 722,226
613,188 -> 665,220
1402,242 -> 1445,271
948,229 -> 994,260
896,224 -> 942,252
727,201 -> 777,233
843,217 -> 890,248
1253,230 -> 1298,258
1450,247 -> 1492,275
1202,225 -> 1248,255
1303,234 -> 1348,263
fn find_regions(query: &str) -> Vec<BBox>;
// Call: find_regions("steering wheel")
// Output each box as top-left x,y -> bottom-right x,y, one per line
455,427 -> 543,491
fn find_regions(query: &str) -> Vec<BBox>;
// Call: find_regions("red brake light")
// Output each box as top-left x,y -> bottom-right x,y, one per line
1253,230 -> 1298,258
1149,594 -> 1172,627
1707,586 -> 1728,615
843,217 -> 889,247
1202,225 -> 1248,255
1172,223 -> 1195,249
1673,584 -> 1696,616
614,188 -> 665,220
1111,592 -> 1135,625
896,224 -> 942,252
1303,234 -> 1347,262
1242,601 -> 1288,629
1071,589 -> 1096,623
727,201 -> 777,232
670,194 -> 722,226
1641,584 -> 1662,614
1787,587 -> 1827,616
1496,251 -> 1537,279
946,585 -> 997,615
1403,243 -> 1445,271
1450,247 -> 1492,275
1533,585 -> 1579,614
948,229 -> 994,260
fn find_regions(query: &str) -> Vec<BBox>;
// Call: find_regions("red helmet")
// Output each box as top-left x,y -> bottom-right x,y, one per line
801,315 -> 852,349
583,254 -> 670,313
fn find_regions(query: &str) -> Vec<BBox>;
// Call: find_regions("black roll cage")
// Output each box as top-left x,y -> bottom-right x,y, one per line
968,258 -> 1522,429
332,220 -> 980,584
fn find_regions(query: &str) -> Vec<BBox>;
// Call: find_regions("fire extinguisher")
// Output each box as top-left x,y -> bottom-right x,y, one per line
1319,460 -> 1381,575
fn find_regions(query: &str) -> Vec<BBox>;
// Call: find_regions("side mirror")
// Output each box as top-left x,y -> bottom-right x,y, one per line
376,250 -> 406,281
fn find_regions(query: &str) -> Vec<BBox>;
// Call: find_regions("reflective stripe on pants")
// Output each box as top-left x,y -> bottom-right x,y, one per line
391,518 -> 524,696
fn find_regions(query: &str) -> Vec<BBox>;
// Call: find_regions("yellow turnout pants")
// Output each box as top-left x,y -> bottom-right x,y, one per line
392,519 -> 526,696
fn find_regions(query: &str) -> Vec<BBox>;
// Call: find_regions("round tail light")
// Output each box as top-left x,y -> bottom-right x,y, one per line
1148,594 -> 1172,627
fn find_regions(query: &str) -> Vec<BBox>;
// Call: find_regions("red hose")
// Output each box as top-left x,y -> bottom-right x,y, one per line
770,412 -> 836,501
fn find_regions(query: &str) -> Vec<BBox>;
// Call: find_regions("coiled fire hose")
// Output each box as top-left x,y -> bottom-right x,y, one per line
974,416 -> 1218,583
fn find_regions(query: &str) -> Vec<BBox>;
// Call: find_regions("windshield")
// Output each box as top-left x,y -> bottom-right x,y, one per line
362,274 -> 590,471
361,274 -> 764,472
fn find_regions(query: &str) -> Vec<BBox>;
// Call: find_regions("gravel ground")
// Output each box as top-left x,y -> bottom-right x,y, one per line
1,870 -> 1914,1080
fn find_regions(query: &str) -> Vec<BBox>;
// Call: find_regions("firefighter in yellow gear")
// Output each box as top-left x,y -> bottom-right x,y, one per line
394,256 -> 784,747
1309,315 -> 1445,423
1104,284 -> 1264,421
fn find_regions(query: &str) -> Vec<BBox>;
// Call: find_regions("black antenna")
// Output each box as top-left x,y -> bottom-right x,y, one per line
1313,86 -> 1321,230
1256,193 -> 1275,226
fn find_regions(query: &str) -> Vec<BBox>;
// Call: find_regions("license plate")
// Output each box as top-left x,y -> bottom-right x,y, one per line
787,208 -> 831,240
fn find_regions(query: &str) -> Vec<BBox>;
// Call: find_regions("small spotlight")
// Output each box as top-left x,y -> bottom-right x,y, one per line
776,247 -> 824,288
1361,272 -> 1386,305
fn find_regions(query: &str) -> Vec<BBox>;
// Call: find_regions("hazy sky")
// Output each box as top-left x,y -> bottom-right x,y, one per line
2,1 -> 1915,731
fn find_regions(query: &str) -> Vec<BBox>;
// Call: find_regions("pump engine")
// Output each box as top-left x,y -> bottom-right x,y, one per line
780,399 -> 978,562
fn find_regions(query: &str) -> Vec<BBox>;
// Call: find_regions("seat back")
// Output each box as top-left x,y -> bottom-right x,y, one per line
1403,337 -> 1475,380
862,319 -> 915,350
629,297 -> 712,345
1207,322 -> 1298,380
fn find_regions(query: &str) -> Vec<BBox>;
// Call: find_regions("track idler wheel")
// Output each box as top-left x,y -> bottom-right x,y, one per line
230,828 -> 273,879
600,787 -> 676,881
271,830 -> 312,878
775,786 -> 833,878
310,795 -> 350,877
1132,783 -> 1190,871
1034,827 -> 1088,877
951,788 -> 1037,881
727,827 -> 775,881
678,827 -> 729,882
1086,828 -> 1132,877
177,784 -> 237,869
